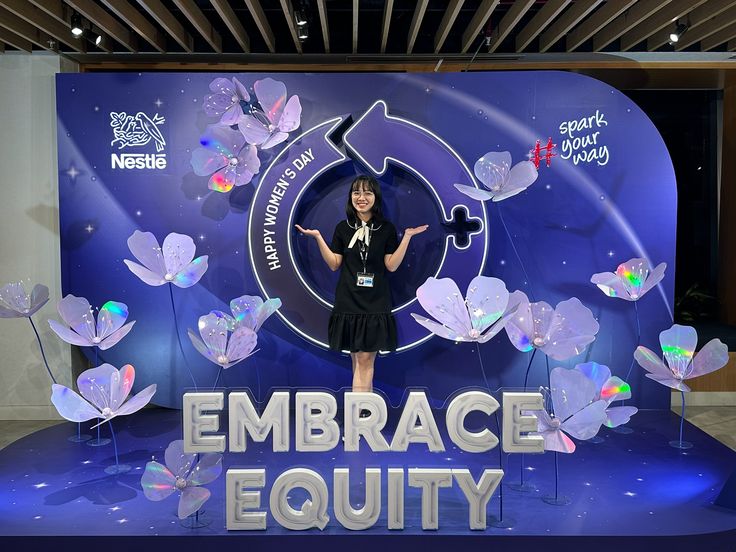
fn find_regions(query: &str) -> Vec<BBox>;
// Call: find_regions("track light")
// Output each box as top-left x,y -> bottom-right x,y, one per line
71,11 -> 83,37
294,9 -> 307,26
298,25 -> 308,41
70,11 -> 104,47
669,22 -> 688,44
82,28 -> 102,46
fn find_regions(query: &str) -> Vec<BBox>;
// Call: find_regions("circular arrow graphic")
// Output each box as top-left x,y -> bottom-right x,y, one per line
249,102 -> 488,351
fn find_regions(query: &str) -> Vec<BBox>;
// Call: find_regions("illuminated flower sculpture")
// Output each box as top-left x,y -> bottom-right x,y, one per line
454,151 -> 538,202
188,312 -> 258,370
1,281 -> 57,384
239,77 -> 302,150
505,294 -> 599,361
190,125 -> 261,192
48,295 -> 135,350
211,294 -> 282,332
635,324 -> 727,448
575,362 -> 637,428
142,439 -> 222,519
0,281 -> 49,318
591,258 -> 666,301
411,276 -> 522,342
534,367 -> 607,454
124,230 -> 208,288
50,363 -> 156,428
634,324 -> 728,393
203,77 -> 250,126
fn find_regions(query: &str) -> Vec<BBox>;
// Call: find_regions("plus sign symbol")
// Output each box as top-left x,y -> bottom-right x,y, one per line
442,207 -> 482,248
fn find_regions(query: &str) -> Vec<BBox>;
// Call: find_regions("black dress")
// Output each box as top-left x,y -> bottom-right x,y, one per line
328,218 -> 399,352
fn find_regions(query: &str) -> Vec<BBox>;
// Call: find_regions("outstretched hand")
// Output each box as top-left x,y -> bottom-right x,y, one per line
295,224 -> 321,239
404,225 -> 429,238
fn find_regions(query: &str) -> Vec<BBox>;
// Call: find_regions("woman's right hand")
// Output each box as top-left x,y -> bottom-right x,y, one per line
295,224 -> 321,239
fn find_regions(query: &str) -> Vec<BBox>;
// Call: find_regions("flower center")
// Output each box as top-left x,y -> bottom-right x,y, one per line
101,407 -> 112,418
550,418 -> 561,429
164,273 -> 174,282
533,336 -> 546,347
229,157 -> 238,166
175,477 -> 188,490
468,328 -> 480,339
92,336 -> 101,344
216,354 -> 229,365
231,95 -> 238,103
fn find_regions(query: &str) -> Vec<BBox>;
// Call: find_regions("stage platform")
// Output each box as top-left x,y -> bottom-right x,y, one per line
1,407 -> 735,552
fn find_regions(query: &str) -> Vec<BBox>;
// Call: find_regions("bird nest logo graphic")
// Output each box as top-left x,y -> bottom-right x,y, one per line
109,111 -> 168,170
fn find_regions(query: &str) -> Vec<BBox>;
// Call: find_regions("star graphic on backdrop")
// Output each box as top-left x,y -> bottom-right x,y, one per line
154,98 -> 163,108
65,165 -> 80,181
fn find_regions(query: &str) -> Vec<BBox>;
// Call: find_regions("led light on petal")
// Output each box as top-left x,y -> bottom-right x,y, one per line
600,380 -> 630,400
635,323 -> 729,391
592,258 -> 666,301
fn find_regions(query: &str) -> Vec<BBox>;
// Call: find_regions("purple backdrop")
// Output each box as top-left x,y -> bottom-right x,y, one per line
55,71 -> 676,409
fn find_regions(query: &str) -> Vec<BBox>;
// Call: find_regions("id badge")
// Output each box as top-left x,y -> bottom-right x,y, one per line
357,272 -> 374,288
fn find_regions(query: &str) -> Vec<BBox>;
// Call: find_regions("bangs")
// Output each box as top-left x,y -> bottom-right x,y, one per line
351,177 -> 375,193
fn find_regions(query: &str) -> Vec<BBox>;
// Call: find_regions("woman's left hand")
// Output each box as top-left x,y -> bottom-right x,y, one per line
404,225 -> 429,237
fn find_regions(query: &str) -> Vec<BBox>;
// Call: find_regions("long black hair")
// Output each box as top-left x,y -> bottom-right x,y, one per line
345,175 -> 384,225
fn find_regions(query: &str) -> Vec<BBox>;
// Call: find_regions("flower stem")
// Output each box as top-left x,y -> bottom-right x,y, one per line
522,348 -> 538,391
255,364 -> 262,403
474,344 -> 491,392
212,366 -> 222,391
623,301 -> 641,405
497,203 -> 535,301
110,420 -> 119,467
679,389 -> 686,446
493,410 -> 505,521
28,317 -> 57,385
169,283 -> 198,391
554,450 -> 559,501
519,347 -> 537,488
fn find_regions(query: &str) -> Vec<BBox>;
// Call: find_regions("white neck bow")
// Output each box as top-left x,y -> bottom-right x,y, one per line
348,220 -> 371,249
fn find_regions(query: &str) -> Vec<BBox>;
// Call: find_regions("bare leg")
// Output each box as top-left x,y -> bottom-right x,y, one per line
350,352 -> 358,389
352,351 -> 377,392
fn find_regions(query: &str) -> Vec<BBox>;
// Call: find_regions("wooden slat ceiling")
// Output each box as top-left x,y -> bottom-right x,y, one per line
1,0 -> 735,60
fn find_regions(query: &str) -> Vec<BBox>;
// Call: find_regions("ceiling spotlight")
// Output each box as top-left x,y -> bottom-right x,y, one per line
298,25 -> 308,41
71,11 -> 83,37
79,27 -> 104,48
669,22 -> 688,44
294,9 -> 307,27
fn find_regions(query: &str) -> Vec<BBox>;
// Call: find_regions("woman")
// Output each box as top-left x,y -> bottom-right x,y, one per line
296,175 -> 427,396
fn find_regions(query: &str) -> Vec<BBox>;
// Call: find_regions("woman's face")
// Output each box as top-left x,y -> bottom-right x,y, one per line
351,183 -> 375,218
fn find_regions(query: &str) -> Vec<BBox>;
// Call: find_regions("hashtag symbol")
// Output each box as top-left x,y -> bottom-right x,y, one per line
528,138 -> 557,169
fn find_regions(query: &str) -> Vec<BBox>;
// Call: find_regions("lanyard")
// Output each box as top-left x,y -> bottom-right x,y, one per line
347,219 -> 379,273
358,226 -> 371,273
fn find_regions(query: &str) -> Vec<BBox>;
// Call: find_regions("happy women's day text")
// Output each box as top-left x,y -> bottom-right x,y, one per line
183,389 -> 546,531
263,147 -> 316,271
